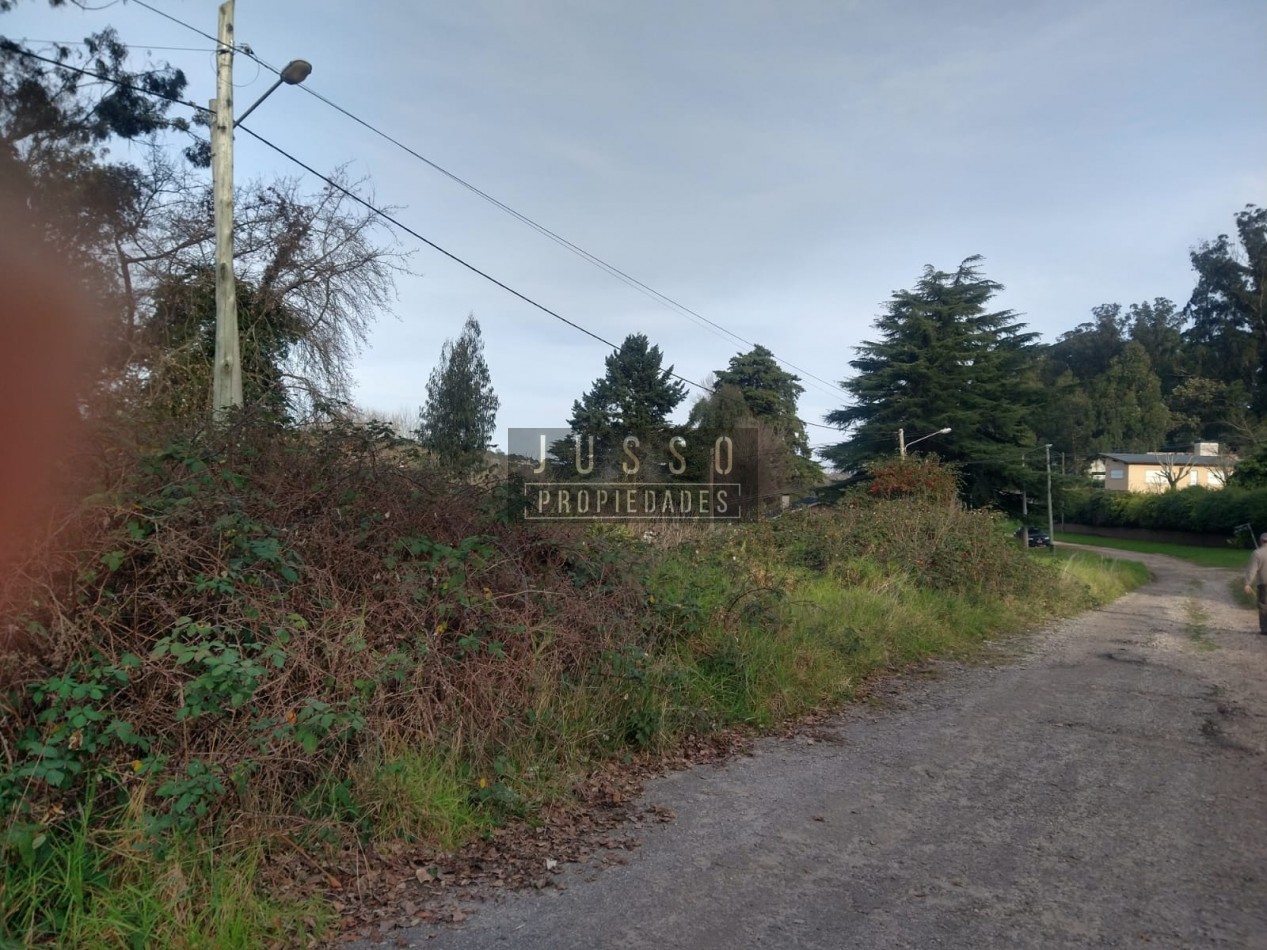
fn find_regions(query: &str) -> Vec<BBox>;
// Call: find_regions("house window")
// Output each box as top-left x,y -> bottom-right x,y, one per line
1211,471 -> 1226,487
1190,470 -> 1199,486
1145,470 -> 1167,485
1109,468 -> 1125,479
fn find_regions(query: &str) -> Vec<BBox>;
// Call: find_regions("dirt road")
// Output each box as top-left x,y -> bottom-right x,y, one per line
398,550 -> 1267,948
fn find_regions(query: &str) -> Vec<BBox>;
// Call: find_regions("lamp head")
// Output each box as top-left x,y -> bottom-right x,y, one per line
280,60 -> 312,85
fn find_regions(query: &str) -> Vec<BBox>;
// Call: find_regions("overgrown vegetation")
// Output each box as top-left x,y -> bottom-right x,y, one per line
0,425 -> 1144,946
1063,484 -> 1267,537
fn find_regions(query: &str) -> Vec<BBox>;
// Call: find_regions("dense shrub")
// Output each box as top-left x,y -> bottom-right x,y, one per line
0,415 -> 657,848
1066,485 -> 1267,539
863,455 -> 960,504
764,496 -> 1052,600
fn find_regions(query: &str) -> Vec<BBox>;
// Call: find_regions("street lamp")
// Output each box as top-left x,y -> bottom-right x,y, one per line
210,0 -> 312,417
235,59 -> 312,126
898,426 -> 951,458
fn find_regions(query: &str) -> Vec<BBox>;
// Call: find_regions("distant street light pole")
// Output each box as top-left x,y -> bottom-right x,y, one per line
209,0 -> 311,418
1045,443 -> 1056,554
898,426 -> 951,459
1020,454 -> 1028,547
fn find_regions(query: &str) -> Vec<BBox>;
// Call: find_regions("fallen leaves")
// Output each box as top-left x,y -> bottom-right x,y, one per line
258,724 -> 772,944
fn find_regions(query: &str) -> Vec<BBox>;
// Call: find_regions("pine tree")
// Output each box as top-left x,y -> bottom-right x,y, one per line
1086,341 -> 1170,452
550,334 -> 687,478
416,314 -> 499,469
694,345 -> 820,488
567,334 -> 687,441
823,257 -> 1039,504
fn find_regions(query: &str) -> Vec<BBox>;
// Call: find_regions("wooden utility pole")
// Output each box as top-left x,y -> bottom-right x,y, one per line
898,428 -> 906,458
211,1 -> 241,416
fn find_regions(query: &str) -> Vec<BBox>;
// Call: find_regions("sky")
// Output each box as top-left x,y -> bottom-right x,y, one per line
5,0 -> 1266,454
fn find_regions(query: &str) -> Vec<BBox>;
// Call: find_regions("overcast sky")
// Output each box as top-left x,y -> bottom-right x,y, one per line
7,0 -> 1266,452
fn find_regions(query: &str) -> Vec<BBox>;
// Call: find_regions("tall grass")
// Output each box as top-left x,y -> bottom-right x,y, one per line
1,798 -> 328,947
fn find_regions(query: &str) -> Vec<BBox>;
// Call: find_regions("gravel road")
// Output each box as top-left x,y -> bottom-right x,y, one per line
397,550 -> 1267,948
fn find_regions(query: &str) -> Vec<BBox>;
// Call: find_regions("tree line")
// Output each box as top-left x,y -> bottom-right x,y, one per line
6,5 -> 1266,508
821,206 -> 1266,503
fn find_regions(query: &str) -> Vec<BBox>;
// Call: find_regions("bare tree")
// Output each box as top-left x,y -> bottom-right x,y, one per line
119,160 -> 411,410
1156,453 -> 1197,491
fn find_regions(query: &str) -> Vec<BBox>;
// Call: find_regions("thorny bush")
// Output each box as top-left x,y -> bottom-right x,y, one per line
0,413 -> 655,861
766,471 -> 1049,600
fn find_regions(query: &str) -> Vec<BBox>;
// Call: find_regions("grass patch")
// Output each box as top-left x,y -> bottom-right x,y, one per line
1183,596 -> 1217,651
348,747 -> 494,849
1053,549 -> 1151,601
0,801 -> 328,948
1055,531 -> 1250,569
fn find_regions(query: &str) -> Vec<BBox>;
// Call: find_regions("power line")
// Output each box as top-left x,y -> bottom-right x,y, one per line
8,34 -> 851,435
128,0 -> 220,47
234,124 -> 712,397
3,43 -> 211,113
14,38 -> 217,52
290,82 -> 853,402
125,0 -> 852,404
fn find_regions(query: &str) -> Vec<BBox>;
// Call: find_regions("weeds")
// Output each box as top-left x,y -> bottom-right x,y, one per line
0,419 -> 1147,945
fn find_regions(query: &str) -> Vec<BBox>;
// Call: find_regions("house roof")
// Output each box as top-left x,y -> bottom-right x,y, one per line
1099,453 -> 1228,466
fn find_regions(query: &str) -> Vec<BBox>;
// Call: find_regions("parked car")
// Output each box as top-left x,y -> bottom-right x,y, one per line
1013,525 -> 1053,548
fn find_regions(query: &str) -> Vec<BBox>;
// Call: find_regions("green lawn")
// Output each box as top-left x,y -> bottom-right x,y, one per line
1055,531 -> 1251,570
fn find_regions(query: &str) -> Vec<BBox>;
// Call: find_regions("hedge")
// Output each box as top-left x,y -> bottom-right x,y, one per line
1064,485 -> 1267,537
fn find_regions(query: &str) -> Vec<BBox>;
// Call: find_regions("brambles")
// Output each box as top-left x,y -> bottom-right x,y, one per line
0,422 -> 1132,943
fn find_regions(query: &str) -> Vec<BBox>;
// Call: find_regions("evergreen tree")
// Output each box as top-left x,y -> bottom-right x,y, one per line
822,257 -> 1039,504
1045,304 -> 1128,383
1085,341 -> 1170,452
552,333 -> 687,480
693,345 -> 820,488
416,314 -> 499,469
1183,205 -> 1267,409
567,333 -> 687,441
1127,298 -> 1186,396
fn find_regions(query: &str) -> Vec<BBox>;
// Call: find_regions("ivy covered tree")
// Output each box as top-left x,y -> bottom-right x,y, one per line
822,257 -> 1040,504
416,314 -> 499,470
714,345 -> 809,451
143,267 -> 305,418
0,11 -> 405,416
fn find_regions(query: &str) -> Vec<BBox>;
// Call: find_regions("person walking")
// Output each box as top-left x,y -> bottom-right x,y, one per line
1244,533 -> 1267,634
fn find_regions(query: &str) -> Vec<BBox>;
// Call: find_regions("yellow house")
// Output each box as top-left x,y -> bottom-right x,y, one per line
1100,443 -> 1234,493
